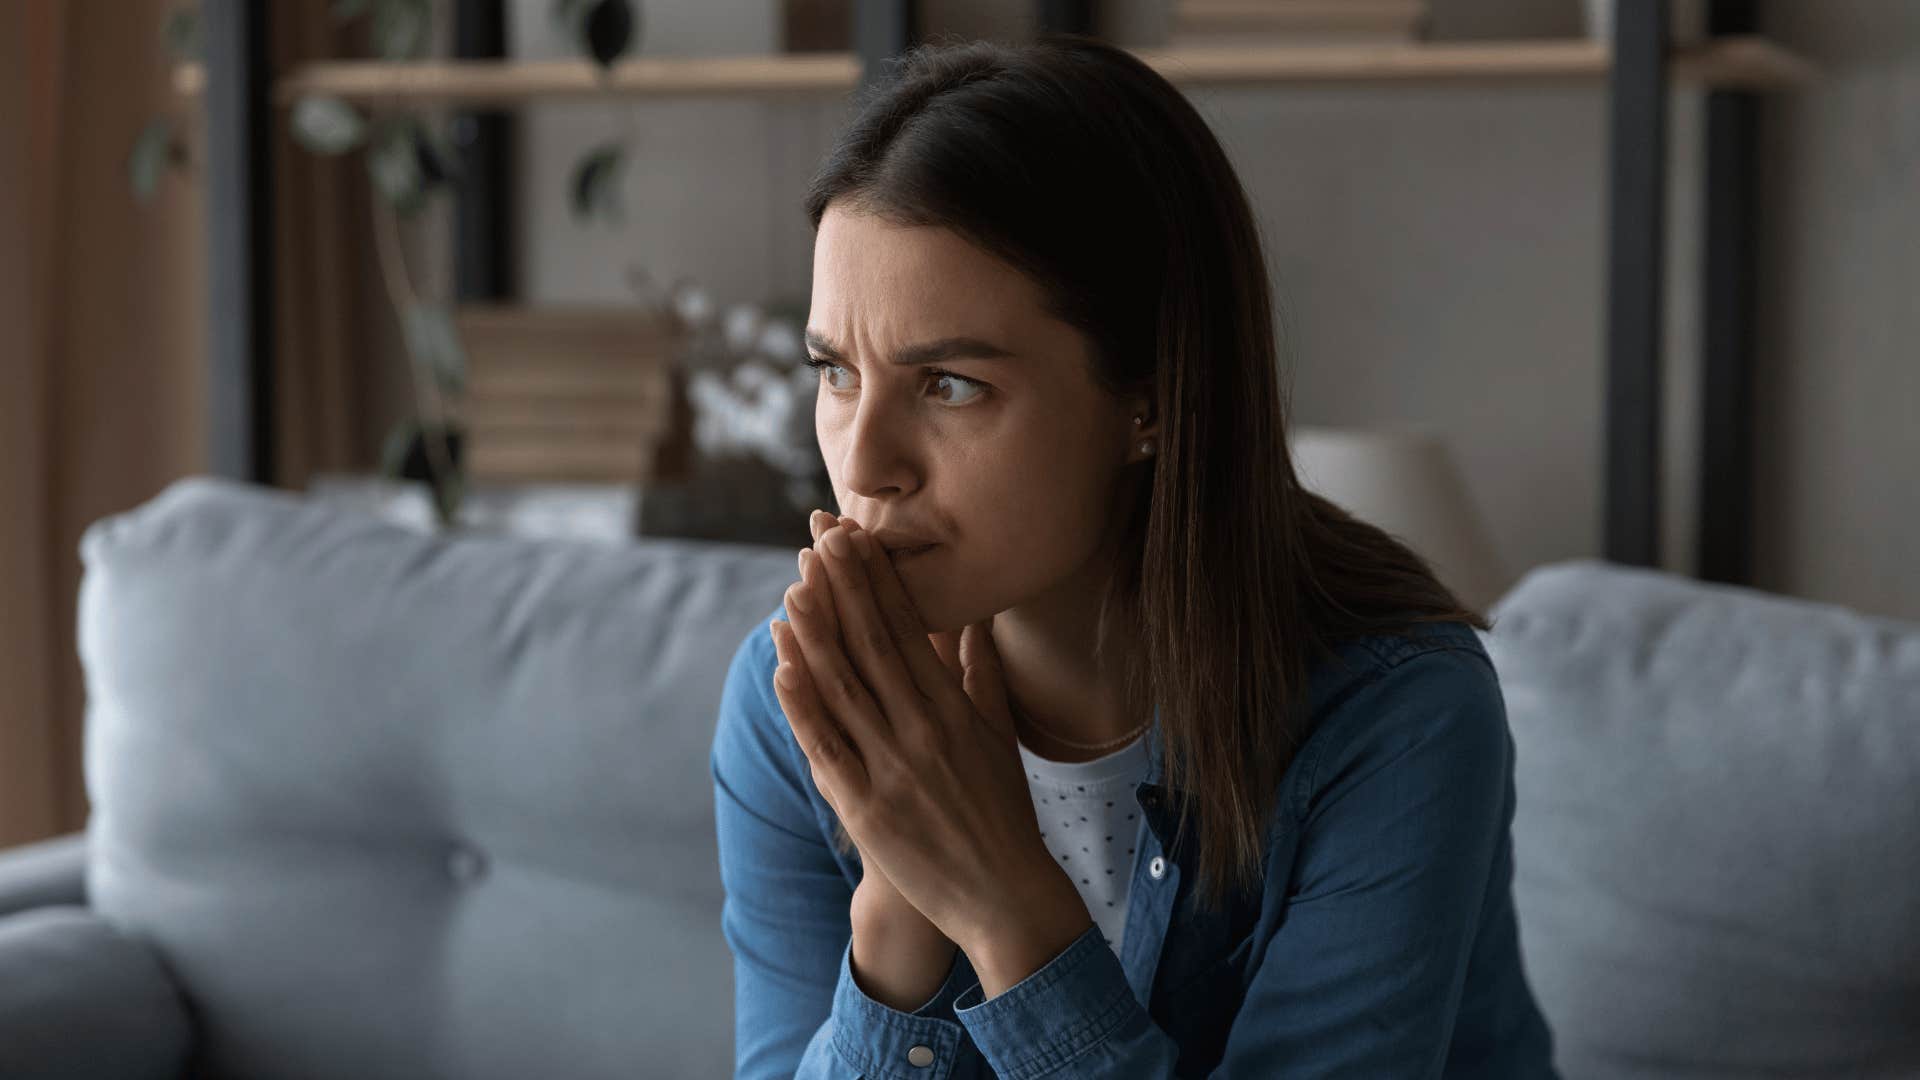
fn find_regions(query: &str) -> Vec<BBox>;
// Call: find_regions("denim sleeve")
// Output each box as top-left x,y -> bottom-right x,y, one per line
952,922 -> 1175,1077
797,937 -> 988,1078
946,646 -> 1514,1078
711,612 -> 987,1079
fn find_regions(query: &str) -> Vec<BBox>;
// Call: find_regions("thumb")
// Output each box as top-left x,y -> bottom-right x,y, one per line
959,618 -> 1013,738
928,629 -> 964,682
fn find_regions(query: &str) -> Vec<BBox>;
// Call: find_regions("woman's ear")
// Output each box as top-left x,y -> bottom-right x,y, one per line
1126,400 -> 1159,462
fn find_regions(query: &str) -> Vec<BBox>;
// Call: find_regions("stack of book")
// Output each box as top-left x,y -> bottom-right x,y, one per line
1170,0 -> 1429,47
452,305 -> 691,486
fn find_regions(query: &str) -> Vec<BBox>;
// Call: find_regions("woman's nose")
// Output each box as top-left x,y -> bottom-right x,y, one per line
833,394 -> 919,499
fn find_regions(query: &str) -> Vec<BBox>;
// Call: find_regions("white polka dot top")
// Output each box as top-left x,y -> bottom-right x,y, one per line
1020,730 -> 1153,959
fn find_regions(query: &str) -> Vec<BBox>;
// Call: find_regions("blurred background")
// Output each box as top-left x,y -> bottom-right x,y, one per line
2,0 -> 1914,844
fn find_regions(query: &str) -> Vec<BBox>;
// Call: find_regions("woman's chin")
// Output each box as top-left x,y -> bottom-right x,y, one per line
887,547 -> 1009,633
912,595 -> 1005,636
903,591 -> 960,635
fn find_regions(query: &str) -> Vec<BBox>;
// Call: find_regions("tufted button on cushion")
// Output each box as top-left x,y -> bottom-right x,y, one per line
447,845 -> 487,884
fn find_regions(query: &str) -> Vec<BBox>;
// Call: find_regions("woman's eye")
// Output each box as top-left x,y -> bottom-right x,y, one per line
805,357 -> 854,390
930,371 -> 987,406
805,357 -> 988,406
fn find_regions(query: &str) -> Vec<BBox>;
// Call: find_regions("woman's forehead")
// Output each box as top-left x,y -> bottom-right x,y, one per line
810,209 -> 1043,335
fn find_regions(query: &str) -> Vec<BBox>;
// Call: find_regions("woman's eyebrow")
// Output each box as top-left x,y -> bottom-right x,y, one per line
804,330 -> 1016,366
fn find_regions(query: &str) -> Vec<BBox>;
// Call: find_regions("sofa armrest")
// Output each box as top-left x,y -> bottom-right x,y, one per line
0,907 -> 193,1080
0,832 -> 86,916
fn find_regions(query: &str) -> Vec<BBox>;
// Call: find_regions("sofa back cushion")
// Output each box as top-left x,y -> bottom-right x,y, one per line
1487,560 -> 1920,1078
78,477 -> 794,1079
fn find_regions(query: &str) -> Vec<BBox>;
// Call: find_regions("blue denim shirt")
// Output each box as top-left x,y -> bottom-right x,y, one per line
711,609 -> 1558,1078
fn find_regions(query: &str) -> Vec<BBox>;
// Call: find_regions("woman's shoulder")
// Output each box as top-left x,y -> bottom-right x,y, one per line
712,605 -> 797,772
727,604 -> 786,679
1305,617 -> 1498,711
711,606 -> 861,880
719,601 -> 775,677
1284,619 -> 1509,819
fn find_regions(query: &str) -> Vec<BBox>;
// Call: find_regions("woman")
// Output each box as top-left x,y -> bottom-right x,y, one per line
710,35 -> 1558,1079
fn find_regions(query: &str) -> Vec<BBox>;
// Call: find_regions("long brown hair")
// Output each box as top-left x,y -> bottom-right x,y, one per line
804,36 -> 1489,914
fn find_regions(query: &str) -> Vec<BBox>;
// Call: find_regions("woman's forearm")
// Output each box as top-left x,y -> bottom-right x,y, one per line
849,908 -> 960,1013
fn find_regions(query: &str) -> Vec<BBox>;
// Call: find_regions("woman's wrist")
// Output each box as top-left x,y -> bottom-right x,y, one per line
849,891 -> 959,1012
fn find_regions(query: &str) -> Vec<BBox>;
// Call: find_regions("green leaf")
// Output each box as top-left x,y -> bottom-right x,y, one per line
290,95 -> 368,155
379,417 -> 421,479
402,303 -> 469,396
413,121 -> 463,189
368,118 -> 428,215
163,8 -> 201,62
431,468 -> 466,527
129,118 -> 175,203
331,0 -> 374,20
371,0 -> 430,60
583,0 -> 636,70
570,143 -> 626,225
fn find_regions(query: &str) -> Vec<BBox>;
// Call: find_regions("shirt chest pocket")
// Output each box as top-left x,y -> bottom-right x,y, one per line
1153,930 -> 1260,1075
1151,879 -> 1263,1006
1168,930 -> 1258,999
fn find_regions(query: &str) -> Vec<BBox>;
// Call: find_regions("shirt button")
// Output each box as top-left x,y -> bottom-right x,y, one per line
907,1045 -> 935,1067
1149,855 -> 1166,880
448,845 -> 487,883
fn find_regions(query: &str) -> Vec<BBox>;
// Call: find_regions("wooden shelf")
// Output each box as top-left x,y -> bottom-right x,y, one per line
174,53 -> 863,106
1139,36 -> 1813,90
170,36 -> 1811,106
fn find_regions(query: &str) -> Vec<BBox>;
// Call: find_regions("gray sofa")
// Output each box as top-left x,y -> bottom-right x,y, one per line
0,476 -> 1914,1078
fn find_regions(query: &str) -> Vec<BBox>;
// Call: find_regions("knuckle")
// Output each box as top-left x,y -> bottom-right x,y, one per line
859,625 -> 894,658
877,599 -> 914,635
899,722 -> 944,759
869,764 -> 911,805
810,765 -> 839,808
840,799 -> 873,834
830,668 -> 866,705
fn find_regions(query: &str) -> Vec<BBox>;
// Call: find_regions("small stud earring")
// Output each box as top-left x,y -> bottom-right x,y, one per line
1138,440 -> 1154,456
1132,415 -> 1144,427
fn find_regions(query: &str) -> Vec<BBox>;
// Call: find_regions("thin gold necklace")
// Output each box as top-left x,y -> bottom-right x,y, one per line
1013,701 -> 1151,753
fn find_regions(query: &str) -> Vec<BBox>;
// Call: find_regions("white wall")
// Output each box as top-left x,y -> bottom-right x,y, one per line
1754,1 -> 1920,620
1192,81 -> 1702,592
509,1 -> 841,309
503,0 -> 1917,619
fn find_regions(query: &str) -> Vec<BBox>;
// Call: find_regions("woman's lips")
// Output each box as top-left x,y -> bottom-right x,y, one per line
889,543 -> 937,559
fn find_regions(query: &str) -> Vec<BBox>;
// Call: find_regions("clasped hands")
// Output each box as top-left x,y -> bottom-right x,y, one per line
768,511 -> 1091,963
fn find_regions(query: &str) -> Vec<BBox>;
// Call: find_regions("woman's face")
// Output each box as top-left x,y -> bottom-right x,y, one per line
806,205 -> 1145,632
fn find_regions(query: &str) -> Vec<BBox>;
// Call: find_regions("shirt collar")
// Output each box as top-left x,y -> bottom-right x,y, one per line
1134,707 -> 1185,855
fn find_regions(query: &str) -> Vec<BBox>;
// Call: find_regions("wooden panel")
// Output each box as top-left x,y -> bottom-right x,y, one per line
458,398 -> 673,440
464,441 -> 659,483
464,369 -> 670,400
454,305 -> 689,485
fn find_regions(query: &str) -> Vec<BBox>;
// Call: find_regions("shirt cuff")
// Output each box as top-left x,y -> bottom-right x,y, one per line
952,923 -> 1140,1079
829,936 -> 976,1079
